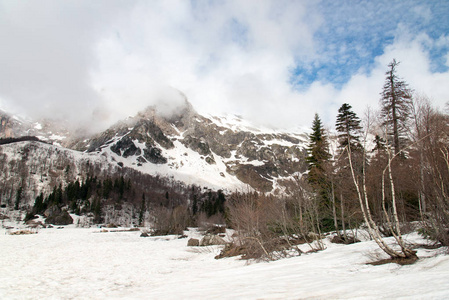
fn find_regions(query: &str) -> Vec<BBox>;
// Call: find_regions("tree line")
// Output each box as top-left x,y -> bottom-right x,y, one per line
223,59 -> 448,261
303,59 -> 448,260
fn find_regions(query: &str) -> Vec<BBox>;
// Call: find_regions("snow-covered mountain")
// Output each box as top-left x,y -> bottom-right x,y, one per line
0,109 -> 71,146
68,99 -> 309,193
0,99 -> 309,208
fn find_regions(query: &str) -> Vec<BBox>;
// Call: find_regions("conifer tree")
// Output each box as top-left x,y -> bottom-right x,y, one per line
380,59 -> 413,154
139,193 -> 146,226
335,103 -> 362,151
306,114 -> 331,196
306,113 -> 332,229
307,113 -> 330,181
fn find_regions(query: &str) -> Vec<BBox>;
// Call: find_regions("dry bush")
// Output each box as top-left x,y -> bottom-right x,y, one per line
226,188 -> 322,261
196,212 -> 225,232
151,205 -> 191,236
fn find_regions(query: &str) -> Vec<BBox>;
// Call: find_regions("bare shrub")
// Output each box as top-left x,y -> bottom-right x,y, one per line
226,188 -> 322,261
197,212 -> 225,232
151,205 -> 191,236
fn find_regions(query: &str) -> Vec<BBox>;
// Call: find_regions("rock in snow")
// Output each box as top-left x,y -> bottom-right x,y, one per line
200,234 -> 226,246
187,238 -> 200,246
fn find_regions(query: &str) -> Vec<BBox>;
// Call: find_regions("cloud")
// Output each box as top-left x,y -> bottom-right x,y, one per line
0,0 -> 127,131
0,0 -> 448,134
90,0 -> 319,129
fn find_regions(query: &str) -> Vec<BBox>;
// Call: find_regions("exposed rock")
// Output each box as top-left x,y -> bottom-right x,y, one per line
143,146 -> 167,164
110,136 -> 141,158
45,209 -> 73,225
200,234 -> 226,246
187,238 -> 200,246
140,232 -> 149,237
182,135 -> 211,156
205,155 -> 215,165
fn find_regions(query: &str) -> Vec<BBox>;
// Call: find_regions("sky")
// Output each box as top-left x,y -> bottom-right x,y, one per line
1,0 -> 448,133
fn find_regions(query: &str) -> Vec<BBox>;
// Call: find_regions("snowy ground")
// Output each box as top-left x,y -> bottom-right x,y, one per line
1,225 -> 449,299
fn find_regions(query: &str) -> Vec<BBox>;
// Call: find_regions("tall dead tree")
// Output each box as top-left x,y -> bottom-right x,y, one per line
380,59 -> 413,155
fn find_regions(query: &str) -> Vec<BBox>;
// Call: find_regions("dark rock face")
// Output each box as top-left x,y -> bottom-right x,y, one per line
137,120 -> 174,149
182,135 -> 211,156
143,146 -> 167,164
110,136 -> 141,158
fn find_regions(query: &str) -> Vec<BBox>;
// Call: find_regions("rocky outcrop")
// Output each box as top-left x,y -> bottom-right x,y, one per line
110,136 -> 141,158
143,146 -> 167,164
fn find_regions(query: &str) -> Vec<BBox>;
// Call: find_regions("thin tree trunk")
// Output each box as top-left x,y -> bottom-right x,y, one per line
347,145 -> 405,259
331,180 -> 339,236
340,191 -> 347,241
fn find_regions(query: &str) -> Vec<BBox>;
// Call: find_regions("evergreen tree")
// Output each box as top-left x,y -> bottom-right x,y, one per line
14,186 -> 23,210
306,113 -> 331,186
139,193 -> 146,226
34,193 -> 45,214
380,59 -> 413,154
335,103 -> 362,151
91,198 -> 102,223
372,134 -> 386,153
306,113 -> 332,229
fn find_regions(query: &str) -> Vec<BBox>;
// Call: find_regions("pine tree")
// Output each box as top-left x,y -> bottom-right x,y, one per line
306,113 -> 330,182
372,134 -> 386,153
139,193 -> 146,226
335,103 -> 362,151
306,114 -> 331,192
14,186 -> 23,210
306,113 -> 332,229
380,59 -> 413,154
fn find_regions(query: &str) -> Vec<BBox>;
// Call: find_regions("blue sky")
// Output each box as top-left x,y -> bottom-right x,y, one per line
1,0 -> 448,131
291,1 -> 449,88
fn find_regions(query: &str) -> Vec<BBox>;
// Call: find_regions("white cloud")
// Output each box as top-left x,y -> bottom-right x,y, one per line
90,0 -> 319,129
0,0 -> 448,133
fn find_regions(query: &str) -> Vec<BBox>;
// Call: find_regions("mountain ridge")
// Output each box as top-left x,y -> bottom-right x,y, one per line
0,100 -> 309,206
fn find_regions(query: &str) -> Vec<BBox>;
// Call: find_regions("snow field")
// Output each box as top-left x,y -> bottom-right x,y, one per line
1,227 -> 449,299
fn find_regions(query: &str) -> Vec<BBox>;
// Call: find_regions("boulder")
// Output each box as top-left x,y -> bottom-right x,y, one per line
187,238 -> 200,246
45,209 -> 73,225
200,234 -> 226,246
